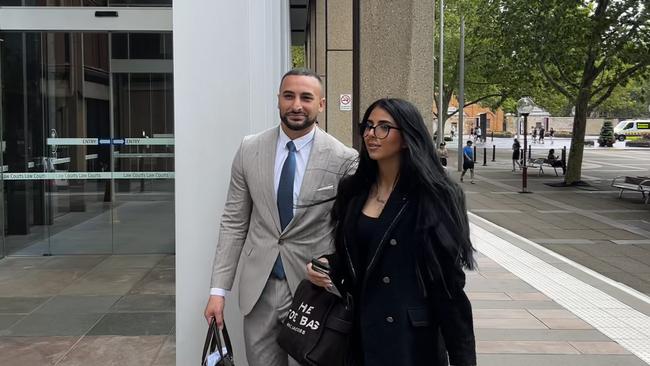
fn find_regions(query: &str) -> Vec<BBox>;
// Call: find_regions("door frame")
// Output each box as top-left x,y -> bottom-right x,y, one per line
0,7 -> 171,32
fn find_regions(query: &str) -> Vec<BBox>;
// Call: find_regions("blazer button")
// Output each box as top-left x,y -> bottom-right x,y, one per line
278,239 -> 283,245
386,316 -> 394,323
389,239 -> 397,246
382,276 -> 391,284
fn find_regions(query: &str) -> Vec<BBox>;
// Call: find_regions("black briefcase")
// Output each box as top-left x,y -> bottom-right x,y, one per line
201,318 -> 234,366
278,280 -> 354,366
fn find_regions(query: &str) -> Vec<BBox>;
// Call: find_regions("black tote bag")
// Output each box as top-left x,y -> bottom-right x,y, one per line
277,280 -> 354,366
201,318 -> 234,366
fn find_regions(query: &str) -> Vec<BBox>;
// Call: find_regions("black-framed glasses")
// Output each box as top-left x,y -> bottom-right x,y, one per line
359,122 -> 401,139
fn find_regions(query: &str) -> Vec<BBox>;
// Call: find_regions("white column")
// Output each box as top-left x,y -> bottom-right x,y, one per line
174,1 -> 291,364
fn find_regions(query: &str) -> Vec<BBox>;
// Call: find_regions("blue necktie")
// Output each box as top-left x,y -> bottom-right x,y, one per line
272,141 -> 296,279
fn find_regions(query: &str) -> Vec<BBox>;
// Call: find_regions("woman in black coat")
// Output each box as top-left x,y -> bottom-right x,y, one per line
512,138 -> 521,172
307,98 -> 477,366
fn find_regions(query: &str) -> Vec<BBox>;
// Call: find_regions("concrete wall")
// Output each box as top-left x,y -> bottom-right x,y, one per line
174,1 -> 290,364
325,0 -> 354,146
550,117 -> 609,135
306,0 -> 435,145
360,0 -> 434,126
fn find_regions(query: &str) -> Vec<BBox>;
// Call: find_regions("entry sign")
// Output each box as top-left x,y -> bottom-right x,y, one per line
339,94 -> 352,111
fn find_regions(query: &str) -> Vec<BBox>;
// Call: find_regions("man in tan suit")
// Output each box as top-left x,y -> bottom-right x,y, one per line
204,68 -> 357,366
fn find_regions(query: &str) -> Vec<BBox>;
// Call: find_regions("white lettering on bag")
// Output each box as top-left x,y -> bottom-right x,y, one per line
285,301 -> 321,332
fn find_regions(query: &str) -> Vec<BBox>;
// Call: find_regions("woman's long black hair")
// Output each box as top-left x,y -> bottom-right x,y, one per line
333,98 -> 476,270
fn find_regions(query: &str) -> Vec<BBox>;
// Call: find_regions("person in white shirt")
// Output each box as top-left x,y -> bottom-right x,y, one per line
204,68 -> 357,366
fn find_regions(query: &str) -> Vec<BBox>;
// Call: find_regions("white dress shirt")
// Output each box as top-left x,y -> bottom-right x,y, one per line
210,126 -> 316,297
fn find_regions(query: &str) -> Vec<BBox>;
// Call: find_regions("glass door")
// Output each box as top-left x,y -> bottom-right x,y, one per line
110,32 -> 174,254
0,29 -> 174,255
0,38 -> 4,258
0,32 -> 114,254
0,6 -> 172,256
1,32 -> 53,255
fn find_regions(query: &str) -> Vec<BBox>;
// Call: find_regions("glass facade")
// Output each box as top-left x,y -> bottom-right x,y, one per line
0,74 -> 3,257
0,31 -> 174,256
0,0 -> 171,6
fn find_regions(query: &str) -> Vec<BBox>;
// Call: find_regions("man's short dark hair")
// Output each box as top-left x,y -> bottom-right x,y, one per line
467,140 -> 473,145
280,68 -> 323,89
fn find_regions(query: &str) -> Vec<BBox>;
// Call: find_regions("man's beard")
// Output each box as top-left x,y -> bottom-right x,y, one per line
280,112 -> 317,131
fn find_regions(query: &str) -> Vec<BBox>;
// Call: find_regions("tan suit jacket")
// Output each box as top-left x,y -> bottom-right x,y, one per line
211,126 -> 357,315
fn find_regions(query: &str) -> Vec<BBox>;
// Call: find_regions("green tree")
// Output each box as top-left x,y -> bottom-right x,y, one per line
494,0 -> 650,184
291,46 -> 305,68
434,0 -> 569,132
598,120 -> 615,147
433,0 -> 515,131
594,75 -> 650,118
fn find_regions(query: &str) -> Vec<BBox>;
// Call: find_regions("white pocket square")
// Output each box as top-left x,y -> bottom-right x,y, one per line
316,185 -> 334,192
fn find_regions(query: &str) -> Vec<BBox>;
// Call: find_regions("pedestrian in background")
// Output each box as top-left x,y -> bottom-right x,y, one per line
461,140 -> 475,184
438,142 -> 449,167
539,126 -> 545,144
549,127 -> 555,144
546,148 -> 566,175
512,138 -> 522,172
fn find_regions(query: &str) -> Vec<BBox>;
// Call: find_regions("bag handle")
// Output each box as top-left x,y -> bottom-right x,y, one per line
201,318 -> 234,364
220,321 -> 234,357
201,318 -> 216,364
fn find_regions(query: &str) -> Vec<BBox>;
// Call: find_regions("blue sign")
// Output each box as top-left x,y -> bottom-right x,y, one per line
99,139 -> 112,145
112,139 -> 125,145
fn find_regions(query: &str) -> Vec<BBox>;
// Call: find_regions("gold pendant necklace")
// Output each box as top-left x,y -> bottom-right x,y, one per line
373,175 -> 398,206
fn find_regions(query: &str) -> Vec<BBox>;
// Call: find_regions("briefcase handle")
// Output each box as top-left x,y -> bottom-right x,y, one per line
202,318 -> 234,364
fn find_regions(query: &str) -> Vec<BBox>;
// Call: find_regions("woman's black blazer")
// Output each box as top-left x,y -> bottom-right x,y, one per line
327,182 -> 477,366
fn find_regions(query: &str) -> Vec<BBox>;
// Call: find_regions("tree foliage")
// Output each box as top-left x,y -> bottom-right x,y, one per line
434,0 -> 581,130
594,75 -> 650,118
598,120 -> 615,147
433,0 -> 515,131
492,0 -> 650,184
292,46 -> 305,68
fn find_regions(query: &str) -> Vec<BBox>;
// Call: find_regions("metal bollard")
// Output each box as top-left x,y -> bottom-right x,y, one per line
528,144 -> 532,159
562,146 -> 567,165
492,145 -> 496,162
491,131 -> 494,142
473,145 -> 477,161
483,147 -> 487,166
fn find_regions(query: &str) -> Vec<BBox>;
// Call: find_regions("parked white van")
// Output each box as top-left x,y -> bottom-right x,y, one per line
614,120 -> 650,141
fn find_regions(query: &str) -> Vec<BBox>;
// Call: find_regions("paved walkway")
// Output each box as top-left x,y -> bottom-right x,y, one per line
449,147 -> 650,296
0,254 -> 174,365
469,214 -> 649,365
1,243 -> 648,364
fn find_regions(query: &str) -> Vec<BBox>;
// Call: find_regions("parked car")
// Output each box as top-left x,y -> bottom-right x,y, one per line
614,119 -> 650,141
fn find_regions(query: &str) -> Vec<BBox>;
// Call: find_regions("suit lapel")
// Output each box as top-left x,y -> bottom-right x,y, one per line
260,127 -> 282,234
343,180 -> 410,283
363,188 -> 409,277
